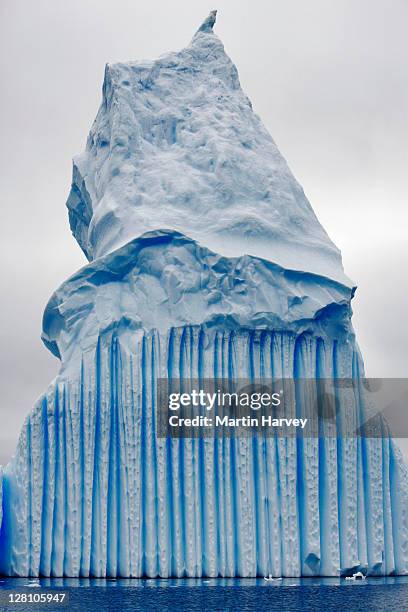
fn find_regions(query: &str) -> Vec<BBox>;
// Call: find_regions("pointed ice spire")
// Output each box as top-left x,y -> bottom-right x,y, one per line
196,9 -> 217,33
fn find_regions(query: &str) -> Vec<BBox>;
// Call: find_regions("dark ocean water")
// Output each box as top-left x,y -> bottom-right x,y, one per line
1,577 -> 408,612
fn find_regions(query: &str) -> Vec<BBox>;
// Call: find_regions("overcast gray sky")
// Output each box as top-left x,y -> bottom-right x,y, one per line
0,0 -> 407,465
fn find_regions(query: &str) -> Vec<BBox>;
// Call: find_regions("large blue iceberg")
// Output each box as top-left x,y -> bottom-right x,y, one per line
1,11 -> 408,577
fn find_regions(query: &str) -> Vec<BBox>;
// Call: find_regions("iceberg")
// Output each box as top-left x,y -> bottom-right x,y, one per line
1,11 -> 408,577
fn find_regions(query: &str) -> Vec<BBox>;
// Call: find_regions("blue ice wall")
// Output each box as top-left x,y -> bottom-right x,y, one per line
1,322 -> 408,577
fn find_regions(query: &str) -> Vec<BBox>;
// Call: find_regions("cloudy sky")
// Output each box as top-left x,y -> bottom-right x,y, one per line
0,0 -> 407,464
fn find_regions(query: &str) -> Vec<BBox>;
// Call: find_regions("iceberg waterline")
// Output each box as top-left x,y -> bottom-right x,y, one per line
1,11 -> 408,577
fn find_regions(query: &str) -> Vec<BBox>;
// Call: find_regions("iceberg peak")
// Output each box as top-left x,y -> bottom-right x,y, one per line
66,8 -> 352,286
196,9 -> 217,34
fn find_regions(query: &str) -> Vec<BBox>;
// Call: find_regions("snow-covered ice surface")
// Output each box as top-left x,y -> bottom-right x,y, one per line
1,11 -> 408,577
66,10 -> 350,287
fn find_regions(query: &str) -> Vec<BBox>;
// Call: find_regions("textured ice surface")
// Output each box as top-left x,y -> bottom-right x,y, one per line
66,11 -> 350,286
1,12 -> 407,577
41,230 -> 353,366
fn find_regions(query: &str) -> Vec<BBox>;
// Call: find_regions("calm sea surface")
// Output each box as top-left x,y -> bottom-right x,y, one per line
1,576 -> 408,611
